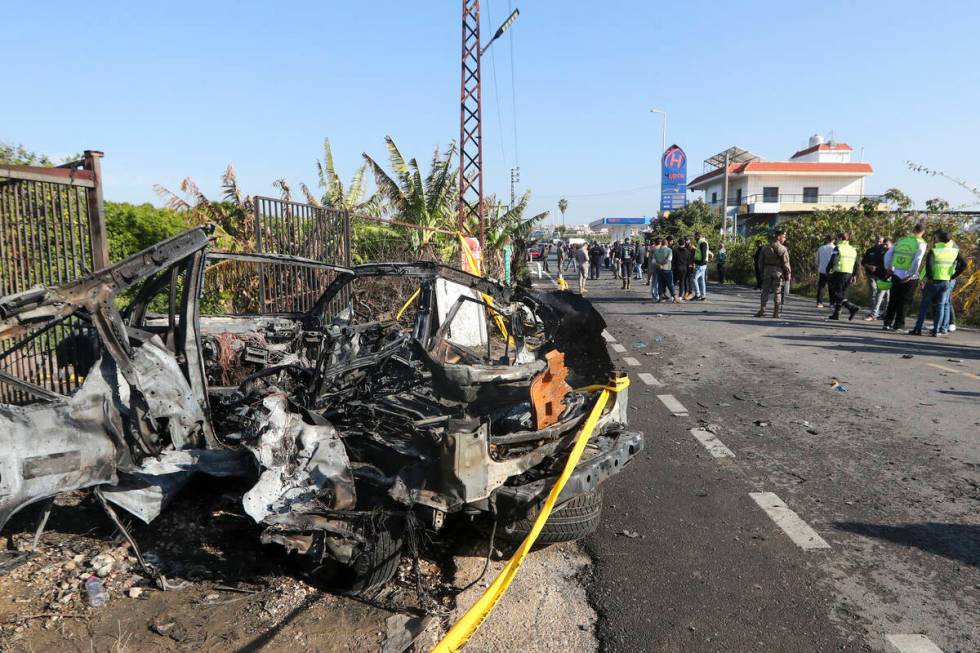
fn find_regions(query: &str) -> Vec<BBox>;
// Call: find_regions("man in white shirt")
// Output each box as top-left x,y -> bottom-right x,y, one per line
814,235 -> 835,308
882,223 -> 928,332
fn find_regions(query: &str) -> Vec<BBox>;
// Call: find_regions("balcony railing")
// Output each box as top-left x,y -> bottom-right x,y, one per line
707,194 -> 881,207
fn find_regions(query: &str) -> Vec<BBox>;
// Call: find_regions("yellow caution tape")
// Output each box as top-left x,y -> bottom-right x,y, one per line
431,374 -> 630,653
396,287 -> 421,320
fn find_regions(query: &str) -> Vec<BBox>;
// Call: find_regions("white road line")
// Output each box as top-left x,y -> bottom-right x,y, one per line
601,330 -> 616,342
611,343 -> 627,353
690,428 -> 735,458
637,372 -> 663,387
885,634 -> 944,653
749,492 -> 830,550
656,394 -> 688,416
623,356 -> 641,367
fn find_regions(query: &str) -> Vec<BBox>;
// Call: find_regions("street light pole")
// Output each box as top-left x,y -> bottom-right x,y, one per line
650,108 -> 667,157
650,108 -> 667,215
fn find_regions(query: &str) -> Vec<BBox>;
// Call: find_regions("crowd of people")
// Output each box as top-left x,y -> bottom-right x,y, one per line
556,235 -> 718,301
752,222 -> 967,335
548,222 -> 966,337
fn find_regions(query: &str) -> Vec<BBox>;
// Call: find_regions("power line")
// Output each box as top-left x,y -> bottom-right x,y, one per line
484,0 -> 509,170
535,184 -> 660,199
508,0 -> 519,166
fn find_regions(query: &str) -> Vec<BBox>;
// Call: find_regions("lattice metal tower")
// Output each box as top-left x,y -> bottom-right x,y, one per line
458,0 -> 484,247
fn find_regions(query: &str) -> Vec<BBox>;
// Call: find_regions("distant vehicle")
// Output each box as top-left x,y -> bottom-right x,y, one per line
567,237 -> 588,247
529,243 -> 547,260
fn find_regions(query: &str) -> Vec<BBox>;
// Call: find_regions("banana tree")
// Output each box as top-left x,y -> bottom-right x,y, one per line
300,138 -> 382,215
362,136 -> 457,257
483,191 -> 548,281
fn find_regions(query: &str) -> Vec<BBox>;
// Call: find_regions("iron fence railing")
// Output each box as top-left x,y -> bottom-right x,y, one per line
252,196 -> 351,314
0,151 -> 107,403
708,194 -> 882,207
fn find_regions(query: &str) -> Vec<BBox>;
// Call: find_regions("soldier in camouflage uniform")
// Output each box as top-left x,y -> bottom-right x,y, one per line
755,230 -> 792,318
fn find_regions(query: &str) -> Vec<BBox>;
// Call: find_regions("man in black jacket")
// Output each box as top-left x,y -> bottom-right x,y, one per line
588,241 -> 603,280
620,238 -> 637,289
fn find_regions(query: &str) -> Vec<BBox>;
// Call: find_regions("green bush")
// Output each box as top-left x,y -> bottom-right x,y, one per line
105,202 -> 194,262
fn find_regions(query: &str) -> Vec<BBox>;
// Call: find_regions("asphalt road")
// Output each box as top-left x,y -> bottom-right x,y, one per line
532,259 -> 979,653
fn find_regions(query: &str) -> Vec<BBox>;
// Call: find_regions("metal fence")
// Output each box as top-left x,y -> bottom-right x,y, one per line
252,195 -> 351,313
0,151 -> 108,403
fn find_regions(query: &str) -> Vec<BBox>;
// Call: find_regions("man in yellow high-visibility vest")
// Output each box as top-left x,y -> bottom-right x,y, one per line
826,231 -> 861,320
910,229 -> 967,336
882,223 -> 927,331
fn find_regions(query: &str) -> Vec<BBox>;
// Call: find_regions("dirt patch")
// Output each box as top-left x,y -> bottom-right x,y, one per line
0,480 -> 456,652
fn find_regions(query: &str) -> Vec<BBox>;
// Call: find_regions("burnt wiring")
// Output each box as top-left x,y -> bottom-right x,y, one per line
456,517 -> 498,595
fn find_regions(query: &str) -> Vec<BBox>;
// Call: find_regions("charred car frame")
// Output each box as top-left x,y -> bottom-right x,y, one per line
0,226 -> 642,590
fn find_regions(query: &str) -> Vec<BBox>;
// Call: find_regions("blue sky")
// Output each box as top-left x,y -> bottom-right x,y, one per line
3,0 -> 979,224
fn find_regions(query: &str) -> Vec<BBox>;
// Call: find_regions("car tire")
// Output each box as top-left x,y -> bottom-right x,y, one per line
348,528 -> 403,594
500,489 -> 603,544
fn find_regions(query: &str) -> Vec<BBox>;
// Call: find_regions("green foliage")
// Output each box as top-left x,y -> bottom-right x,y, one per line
105,202 -> 194,262
882,188 -> 913,211
483,192 -> 548,282
362,136 -> 458,256
0,142 -> 54,166
304,138 -> 381,214
650,199 -> 724,250
723,238 -> 766,286
925,197 -> 950,214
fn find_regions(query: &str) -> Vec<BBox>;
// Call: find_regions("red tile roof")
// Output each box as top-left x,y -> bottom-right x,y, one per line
689,161 -> 873,188
790,142 -> 854,159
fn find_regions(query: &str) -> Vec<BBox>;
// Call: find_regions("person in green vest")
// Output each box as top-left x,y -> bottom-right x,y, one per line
910,229 -> 967,336
692,232 -> 711,300
825,231 -> 861,320
882,223 -> 927,331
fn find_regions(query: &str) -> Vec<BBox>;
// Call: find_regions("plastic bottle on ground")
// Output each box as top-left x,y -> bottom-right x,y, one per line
84,575 -> 107,608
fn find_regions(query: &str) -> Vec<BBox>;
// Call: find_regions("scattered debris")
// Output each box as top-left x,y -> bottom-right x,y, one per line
902,354 -> 914,359
617,530 -> 641,539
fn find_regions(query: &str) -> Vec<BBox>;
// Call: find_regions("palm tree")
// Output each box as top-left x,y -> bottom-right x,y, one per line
300,138 -> 381,215
362,136 -> 457,256
483,191 -> 548,279
154,165 -> 254,250
154,167 -> 260,311
558,198 -> 568,228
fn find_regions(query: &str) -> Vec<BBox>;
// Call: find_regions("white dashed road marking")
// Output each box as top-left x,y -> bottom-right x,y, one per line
623,356 -> 641,367
602,330 -> 616,342
611,343 -> 627,353
656,394 -> 688,416
885,634 -> 944,653
749,492 -> 830,550
637,372 -> 663,387
690,428 -> 735,458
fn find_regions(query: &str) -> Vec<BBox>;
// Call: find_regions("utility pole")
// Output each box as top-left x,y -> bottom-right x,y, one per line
509,166 -> 520,209
458,0 -> 484,246
458,2 -> 520,250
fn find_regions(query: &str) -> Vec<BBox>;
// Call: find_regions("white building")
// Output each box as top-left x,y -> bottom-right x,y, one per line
689,135 -> 878,232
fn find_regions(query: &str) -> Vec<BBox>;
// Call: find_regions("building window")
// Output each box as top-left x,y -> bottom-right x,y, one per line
803,187 -> 819,203
711,191 -> 718,204
763,186 -> 779,203
735,188 -> 742,205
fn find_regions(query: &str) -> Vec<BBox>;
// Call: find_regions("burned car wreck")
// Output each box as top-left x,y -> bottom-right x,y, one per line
0,226 -> 642,590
